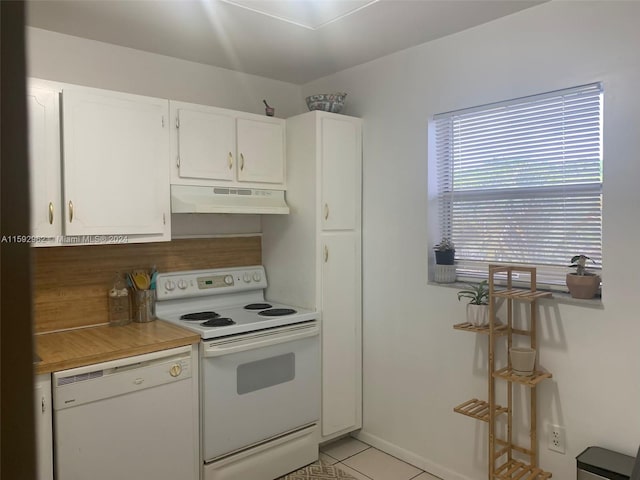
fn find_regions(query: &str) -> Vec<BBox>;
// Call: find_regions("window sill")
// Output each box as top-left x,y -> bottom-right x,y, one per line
428,281 -> 603,309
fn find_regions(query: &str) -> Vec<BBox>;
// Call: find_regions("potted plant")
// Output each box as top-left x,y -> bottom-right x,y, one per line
434,237 -> 455,265
566,254 -> 601,299
457,280 -> 489,326
433,237 -> 456,283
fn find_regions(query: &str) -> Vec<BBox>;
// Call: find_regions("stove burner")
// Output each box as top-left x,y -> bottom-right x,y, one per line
244,303 -> 273,310
180,311 -> 220,321
258,308 -> 297,317
201,318 -> 235,327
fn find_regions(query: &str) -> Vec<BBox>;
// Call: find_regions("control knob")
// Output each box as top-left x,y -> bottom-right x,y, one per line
253,272 -> 262,282
178,279 -> 188,290
164,280 -> 176,291
224,275 -> 234,285
243,273 -> 251,283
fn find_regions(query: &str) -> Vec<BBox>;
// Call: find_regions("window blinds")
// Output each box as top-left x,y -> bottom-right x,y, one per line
434,83 -> 603,286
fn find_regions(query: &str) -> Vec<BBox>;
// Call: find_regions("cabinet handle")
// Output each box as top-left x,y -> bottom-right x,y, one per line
228,152 -> 233,169
41,396 -> 46,414
324,245 -> 329,263
324,203 -> 329,221
48,202 -> 54,225
68,201 -> 74,223
240,153 -> 245,171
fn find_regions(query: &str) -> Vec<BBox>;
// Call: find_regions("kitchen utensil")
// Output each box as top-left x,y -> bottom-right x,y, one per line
150,266 -> 158,290
263,99 -> 275,117
132,271 -> 150,290
125,272 -> 136,290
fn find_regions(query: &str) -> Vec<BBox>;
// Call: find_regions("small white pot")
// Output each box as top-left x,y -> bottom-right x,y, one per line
510,347 -> 536,376
466,304 -> 489,327
434,264 -> 456,283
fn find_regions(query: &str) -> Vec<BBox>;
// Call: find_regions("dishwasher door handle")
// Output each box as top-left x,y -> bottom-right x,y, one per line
203,323 -> 319,358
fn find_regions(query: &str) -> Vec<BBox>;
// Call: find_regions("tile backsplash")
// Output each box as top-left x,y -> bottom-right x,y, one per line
33,236 -> 261,333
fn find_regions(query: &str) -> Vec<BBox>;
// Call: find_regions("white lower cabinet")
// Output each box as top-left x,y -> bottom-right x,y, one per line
321,233 -> 361,436
263,111 -> 362,441
34,374 -> 53,480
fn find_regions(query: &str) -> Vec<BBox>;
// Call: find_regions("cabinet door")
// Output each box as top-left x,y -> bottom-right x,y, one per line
177,108 -> 235,182
236,118 -> 284,184
321,117 -> 360,231
321,233 -> 362,437
62,88 -> 169,237
34,374 -> 54,480
28,87 -> 61,240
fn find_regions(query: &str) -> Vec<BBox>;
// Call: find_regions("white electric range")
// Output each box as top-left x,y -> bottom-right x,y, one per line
156,265 -> 316,338
156,266 -> 320,480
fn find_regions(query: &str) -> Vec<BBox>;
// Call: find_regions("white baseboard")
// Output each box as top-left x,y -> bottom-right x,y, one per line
352,430 -> 474,480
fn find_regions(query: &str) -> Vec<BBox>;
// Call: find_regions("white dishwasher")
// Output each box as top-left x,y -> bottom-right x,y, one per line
53,345 -> 199,480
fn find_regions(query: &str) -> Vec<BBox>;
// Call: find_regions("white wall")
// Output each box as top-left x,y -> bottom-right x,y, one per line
26,27 -> 305,237
304,2 -> 640,479
27,27 -> 305,117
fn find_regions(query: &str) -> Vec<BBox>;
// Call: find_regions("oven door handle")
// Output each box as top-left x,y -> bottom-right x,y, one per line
203,323 -> 319,358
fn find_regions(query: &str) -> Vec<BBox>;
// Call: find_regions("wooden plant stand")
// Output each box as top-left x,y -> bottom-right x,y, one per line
453,265 -> 553,479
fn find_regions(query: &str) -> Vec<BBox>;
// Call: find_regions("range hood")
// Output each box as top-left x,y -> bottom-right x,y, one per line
171,185 -> 289,214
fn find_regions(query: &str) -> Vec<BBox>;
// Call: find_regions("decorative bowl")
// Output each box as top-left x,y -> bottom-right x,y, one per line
305,93 -> 347,113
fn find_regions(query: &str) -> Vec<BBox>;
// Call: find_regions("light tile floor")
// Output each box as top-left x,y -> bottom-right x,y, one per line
320,436 -> 441,480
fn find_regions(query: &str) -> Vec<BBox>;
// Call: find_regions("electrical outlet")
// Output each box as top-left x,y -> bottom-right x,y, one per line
547,424 -> 566,454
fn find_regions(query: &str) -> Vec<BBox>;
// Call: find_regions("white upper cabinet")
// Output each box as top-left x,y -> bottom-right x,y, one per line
171,101 -> 285,188
61,87 -> 170,239
237,118 -> 284,184
28,85 -> 62,242
29,80 -> 172,244
177,108 -> 235,182
321,117 -> 360,231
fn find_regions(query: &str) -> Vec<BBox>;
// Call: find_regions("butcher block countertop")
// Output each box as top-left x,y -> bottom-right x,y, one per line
35,320 -> 200,374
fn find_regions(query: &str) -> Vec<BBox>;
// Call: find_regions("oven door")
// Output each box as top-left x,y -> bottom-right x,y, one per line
201,320 -> 320,462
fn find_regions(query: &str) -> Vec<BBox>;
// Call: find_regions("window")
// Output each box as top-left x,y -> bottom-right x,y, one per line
434,83 -> 603,287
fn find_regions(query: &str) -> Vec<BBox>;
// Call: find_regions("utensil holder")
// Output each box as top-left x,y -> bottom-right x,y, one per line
132,289 -> 156,323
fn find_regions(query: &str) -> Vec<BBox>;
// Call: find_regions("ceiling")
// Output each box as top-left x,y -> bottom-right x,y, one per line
27,0 -> 546,85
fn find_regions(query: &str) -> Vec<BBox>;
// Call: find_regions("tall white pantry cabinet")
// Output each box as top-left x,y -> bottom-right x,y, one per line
263,111 -> 362,441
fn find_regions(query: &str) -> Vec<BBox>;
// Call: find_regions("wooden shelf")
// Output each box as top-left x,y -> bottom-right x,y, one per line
454,398 -> 508,422
453,322 -> 508,335
493,289 -> 553,302
496,439 -> 534,457
456,266 -> 553,478
493,367 -> 552,387
494,459 -> 552,479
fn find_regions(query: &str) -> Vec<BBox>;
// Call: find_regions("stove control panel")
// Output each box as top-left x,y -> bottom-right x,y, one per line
197,274 -> 233,290
156,266 -> 267,301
